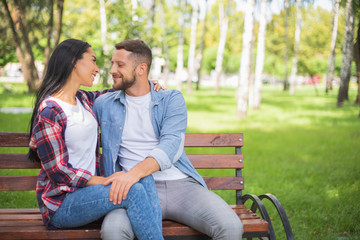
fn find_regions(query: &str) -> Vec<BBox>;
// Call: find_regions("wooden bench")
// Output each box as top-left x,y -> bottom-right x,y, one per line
0,132 -> 294,239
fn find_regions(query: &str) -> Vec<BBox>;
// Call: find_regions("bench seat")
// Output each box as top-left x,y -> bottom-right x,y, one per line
0,132 -> 293,239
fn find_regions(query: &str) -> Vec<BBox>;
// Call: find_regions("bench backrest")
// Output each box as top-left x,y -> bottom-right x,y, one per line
0,132 -> 244,204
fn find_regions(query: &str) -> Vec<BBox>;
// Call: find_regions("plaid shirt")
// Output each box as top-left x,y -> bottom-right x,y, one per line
30,89 -> 112,229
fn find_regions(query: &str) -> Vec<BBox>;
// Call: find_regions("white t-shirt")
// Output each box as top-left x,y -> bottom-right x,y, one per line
118,93 -> 188,181
49,97 -> 98,175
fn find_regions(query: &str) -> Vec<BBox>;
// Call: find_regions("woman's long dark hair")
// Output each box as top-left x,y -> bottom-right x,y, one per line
27,39 -> 91,162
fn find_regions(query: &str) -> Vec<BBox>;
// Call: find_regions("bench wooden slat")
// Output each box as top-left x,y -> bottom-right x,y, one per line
0,176 -> 37,191
0,154 -> 243,169
0,219 -> 268,239
184,133 -> 243,147
0,133 -> 29,147
0,176 -> 244,191
0,132 -> 243,148
0,154 -> 41,169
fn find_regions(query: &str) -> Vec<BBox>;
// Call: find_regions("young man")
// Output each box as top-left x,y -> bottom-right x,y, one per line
93,40 -> 243,240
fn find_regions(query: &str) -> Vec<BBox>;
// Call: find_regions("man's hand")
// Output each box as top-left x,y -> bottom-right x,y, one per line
103,171 -> 140,205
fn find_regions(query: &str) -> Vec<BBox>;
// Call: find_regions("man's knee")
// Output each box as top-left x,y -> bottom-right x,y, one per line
100,208 -> 135,240
215,214 -> 243,240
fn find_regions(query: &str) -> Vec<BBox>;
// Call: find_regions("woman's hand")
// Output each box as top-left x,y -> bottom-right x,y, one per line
151,80 -> 166,91
103,171 -> 140,205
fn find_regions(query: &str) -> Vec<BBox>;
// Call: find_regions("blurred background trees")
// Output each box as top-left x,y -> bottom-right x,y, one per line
1,0 -> 359,116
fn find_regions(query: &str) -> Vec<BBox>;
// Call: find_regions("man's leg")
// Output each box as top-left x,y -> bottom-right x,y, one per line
161,177 -> 243,240
101,208 -> 135,240
101,176 -> 162,240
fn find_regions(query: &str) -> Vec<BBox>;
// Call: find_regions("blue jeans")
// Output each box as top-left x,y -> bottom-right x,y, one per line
50,175 -> 163,240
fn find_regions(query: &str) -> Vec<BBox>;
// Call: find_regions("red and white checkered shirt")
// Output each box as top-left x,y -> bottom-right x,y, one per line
29,89 -> 111,229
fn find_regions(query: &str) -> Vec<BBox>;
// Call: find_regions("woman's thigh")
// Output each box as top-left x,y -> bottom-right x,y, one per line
50,184 -> 119,228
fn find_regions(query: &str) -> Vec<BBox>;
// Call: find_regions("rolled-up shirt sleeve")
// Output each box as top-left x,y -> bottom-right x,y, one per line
147,90 -> 187,171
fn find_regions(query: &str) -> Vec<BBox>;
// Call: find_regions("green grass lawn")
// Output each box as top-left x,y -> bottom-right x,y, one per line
1,82 -> 359,239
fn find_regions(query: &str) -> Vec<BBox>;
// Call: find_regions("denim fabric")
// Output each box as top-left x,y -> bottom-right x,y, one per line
50,176 -> 163,240
92,80 -> 206,188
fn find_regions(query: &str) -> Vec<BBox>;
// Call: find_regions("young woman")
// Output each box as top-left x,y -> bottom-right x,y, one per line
28,39 -> 163,240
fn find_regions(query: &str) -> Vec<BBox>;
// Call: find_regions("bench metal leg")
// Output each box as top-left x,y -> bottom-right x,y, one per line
258,194 -> 294,240
241,194 -> 275,240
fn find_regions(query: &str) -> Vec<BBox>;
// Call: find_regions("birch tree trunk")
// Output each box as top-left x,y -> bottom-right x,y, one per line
289,0 -> 301,95
215,0 -> 229,93
325,0 -> 340,93
354,20 -> 360,105
176,0 -> 186,91
283,0 -> 290,91
252,0 -> 267,109
159,0 -> 170,88
196,0 -> 208,91
146,0 -> 155,34
237,0 -> 255,118
187,0 -> 199,94
337,0 -> 354,106
100,0 -> 110,86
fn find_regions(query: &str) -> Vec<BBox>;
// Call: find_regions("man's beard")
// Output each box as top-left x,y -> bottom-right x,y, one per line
113,73 -> 136,91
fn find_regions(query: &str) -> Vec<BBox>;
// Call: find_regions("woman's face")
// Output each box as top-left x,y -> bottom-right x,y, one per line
73,47 -> 99,87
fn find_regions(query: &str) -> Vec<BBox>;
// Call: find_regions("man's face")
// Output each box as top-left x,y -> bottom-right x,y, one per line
110,49 -> 137,91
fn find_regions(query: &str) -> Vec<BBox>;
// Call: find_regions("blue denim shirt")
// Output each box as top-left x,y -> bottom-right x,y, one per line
93,81 -> 207,188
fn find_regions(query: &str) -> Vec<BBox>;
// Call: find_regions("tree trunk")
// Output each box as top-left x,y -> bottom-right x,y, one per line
247,20 -> 256,108
147,0 -> 155,31
54,0 -> 64,47
100,0 -> 110,87
215,0 -> 229,94
354,19 -> 360,105
196,0 -> 208,91
14,0 -> 40,92
43,0 -> 54,77
187,0 -> 199,94
289,0 -> 301,95
176,0 -> 186,91
159,0 -> 170,88
337,0 -> 354,106
283,0 -> 290,91
237,0 -> 255,118
252,0 -> 267,109
325,0 -> 340,93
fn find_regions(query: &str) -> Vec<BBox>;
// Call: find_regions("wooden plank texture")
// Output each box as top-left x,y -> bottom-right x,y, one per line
0,132 -> 244,148
0,132 -> 29,147
0,154 -> 41,169
0,154 -> 243,169
0,176 -> 37,191
0,207 -> 268,239
0,176 -> 243,191
184,133 -> 243,147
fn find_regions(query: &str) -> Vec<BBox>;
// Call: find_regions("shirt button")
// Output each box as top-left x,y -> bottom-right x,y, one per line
120,127 -> 122,130
103,121 -> 107,125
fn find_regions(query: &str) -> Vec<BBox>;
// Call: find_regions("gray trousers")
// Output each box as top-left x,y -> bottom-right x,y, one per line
101,177 -> 243,240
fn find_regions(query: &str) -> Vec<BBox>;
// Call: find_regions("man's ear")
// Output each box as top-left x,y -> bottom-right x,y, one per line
136,63 -> 148,76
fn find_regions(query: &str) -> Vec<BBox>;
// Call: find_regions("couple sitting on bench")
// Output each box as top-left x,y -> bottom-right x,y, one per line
28,38 -> 243,239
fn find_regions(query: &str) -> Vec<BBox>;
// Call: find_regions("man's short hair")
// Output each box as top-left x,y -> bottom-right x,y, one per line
115,40 -> 152,73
